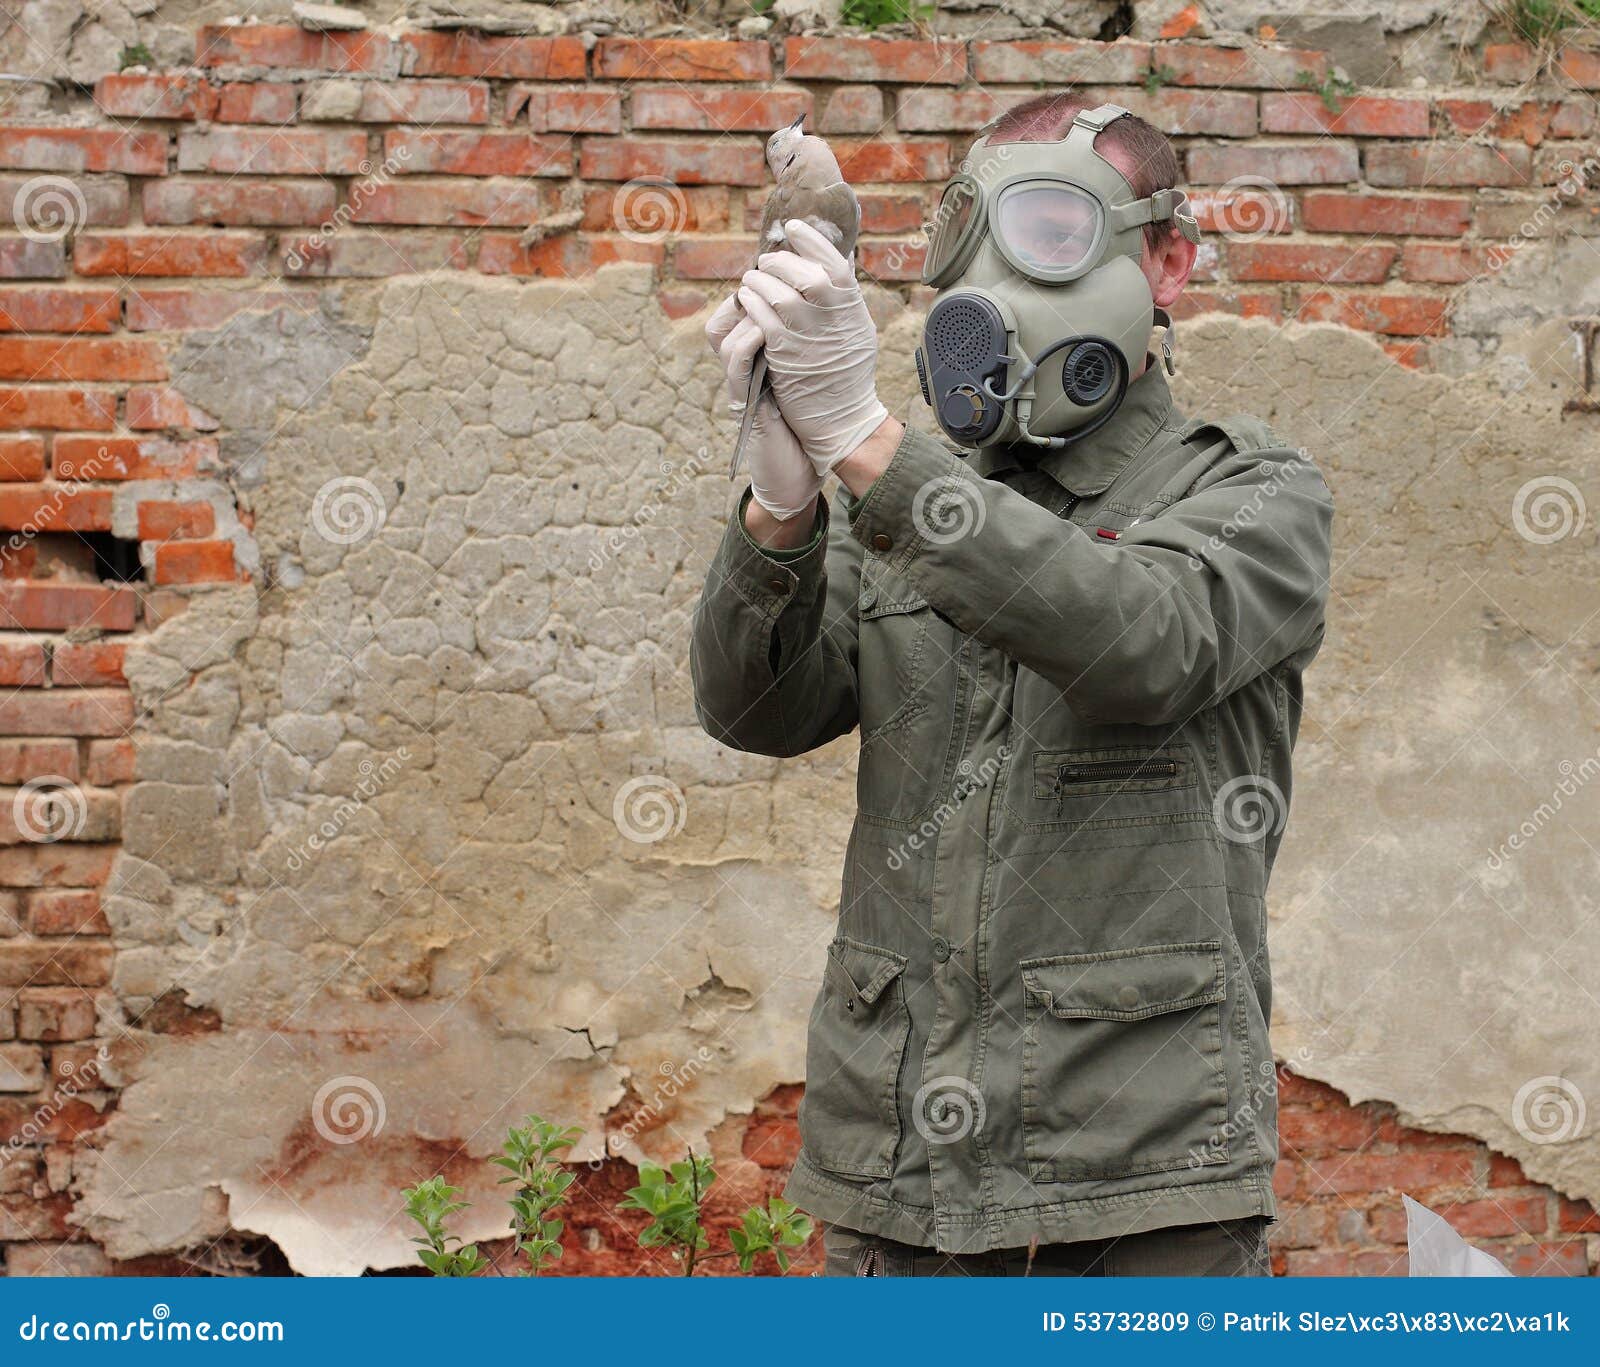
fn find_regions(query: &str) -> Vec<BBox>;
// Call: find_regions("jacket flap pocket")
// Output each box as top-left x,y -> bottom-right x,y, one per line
828,937 -> 908,1005
1022,942 -> 1224,1021
859,565 -> 929,620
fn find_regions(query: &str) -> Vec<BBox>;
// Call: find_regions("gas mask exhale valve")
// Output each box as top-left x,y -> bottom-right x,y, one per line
914,103 -> 1200,452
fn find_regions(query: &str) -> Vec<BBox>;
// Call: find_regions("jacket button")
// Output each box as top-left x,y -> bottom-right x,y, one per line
932,936 -> 951,962
768,577 -> 788,594
1117,985 -> 1140,1009
845,997 -> 856,1013
871,533 -> 893,553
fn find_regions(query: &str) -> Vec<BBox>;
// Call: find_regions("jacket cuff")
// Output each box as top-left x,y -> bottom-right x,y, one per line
845,424 -> 969,573
717,488 -> 830,617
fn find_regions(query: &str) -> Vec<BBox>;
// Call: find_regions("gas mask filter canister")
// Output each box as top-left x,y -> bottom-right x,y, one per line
914,104 -> 1201,451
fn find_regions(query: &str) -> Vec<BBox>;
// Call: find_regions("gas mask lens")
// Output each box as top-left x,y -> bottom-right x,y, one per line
923,177 -> 980,285
993,183 -> 1102,280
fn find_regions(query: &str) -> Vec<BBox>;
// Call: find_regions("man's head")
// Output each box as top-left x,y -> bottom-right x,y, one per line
986,93 -> 1196,310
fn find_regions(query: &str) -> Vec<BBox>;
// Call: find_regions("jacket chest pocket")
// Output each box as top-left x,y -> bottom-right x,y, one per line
798,938 -> 911,1180
1006,744 -> 1202,832
855,569 -> 960,826
1020,942 -> 1230,1183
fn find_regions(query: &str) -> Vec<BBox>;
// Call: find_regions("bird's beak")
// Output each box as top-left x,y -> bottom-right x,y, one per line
789,113 -> 806,130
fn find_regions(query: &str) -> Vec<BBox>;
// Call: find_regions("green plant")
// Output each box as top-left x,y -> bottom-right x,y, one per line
841,0 -> 934,29
1144,63 -> 1178,95
401,1177 -> 489,1277
1501,0 -> 1600,45
619,1150 -> 716,1275
1296,69 -> 1358,113
729,1196 -> 812,1272
118,43 -> 154,71
493,1115 -> 582,1275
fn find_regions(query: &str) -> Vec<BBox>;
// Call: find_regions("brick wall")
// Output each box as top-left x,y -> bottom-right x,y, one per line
0,18 -> 1596,1274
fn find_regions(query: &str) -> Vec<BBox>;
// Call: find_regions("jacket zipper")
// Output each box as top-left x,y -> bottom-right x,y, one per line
1052,758 -> 1179,794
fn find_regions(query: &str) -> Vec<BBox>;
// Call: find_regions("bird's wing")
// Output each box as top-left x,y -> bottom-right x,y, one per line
810,181 -> 861,259
758,185 -> 797,254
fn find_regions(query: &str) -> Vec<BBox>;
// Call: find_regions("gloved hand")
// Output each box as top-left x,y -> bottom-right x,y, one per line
736,219 -> 889,475
706,295 -> 824,522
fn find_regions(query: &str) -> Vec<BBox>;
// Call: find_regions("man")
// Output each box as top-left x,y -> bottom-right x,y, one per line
691,94 -> 1333,1277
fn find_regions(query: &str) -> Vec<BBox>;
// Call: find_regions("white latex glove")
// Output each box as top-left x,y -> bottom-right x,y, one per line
706,296 -> 824,522
736,219 -> 889,475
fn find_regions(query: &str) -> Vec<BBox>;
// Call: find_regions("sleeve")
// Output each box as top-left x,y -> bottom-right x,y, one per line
844,424 -> 1333,726
690,486 -> 863,756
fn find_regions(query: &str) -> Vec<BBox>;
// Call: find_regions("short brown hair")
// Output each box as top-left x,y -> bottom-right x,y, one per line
987,92 -> 1181,251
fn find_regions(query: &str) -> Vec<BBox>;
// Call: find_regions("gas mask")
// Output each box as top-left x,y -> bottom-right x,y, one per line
914,103 -> 1201,452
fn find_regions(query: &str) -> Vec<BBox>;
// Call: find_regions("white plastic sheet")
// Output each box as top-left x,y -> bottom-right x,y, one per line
1404,1195 -> 1513,1276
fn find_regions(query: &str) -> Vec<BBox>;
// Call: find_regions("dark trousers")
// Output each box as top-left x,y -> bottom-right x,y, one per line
823,1217 -> 1271,1277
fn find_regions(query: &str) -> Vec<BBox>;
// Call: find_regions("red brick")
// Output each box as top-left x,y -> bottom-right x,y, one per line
631,87 -> 811,133
857,192 -> 929,235
1483,43 -> 1537,84
137,500 -> 215,543
858,240 -> 926,282
589,185 -> 730,236
399,32 -> 586,80
0,289 -> 120,335
142,179 -> 338,227
0,942 -> 114,986
1555,45 -> 1600,90
1495,1240 -> 1591,1277
658,288 -> 708,320
3,1243 -> 113,1277
0,688 -> 132,736
0,437 -> 46,481
0,1093 -> 110,1143
1488,1152 -> 1529,1187
1161,42 -> 1327,88
1260,93 -> 1429,138
0,843 -> 116,890
1438,99 -> 1585,144
28,890 -> 108,937
1227,241 -> 1395,284
0,390 -> 115,431
215,83 -> 298,124
54,435 -> 212,481
579,139 -> 765,187
0,642 -> 45,687
93,73 -> 217,120
673,238 -> 759,280
596,38 -> 771,82
1300,191 -> 1471,236
969,39 -> 1148,85
125,388 -> 218,432
1370,1196 -> 1548,1244
1188,142 -> 1358,185
1298,290 -> 1450,336
196,23 -> 396,73
817,86 -> 884,136
742,1113 -> 801,1170
0,174 -> 130,231
84,739 -> 133,786
280,232 -> 472,278
0,584 -> 134,633
1110,86 -> 1258,138
1284,1247 -> 1407,1277
1366,142 -> 1533,188
0,240 -> 66,280
176,128 -> 368,176
478,236 -> 665,278
381,131 -> 572,177
0,1042 -> 46,1090
1296,1149 -> 1477,1195
0,485 -> 113,533
74,234 -> 267,278
785,37 -> 965,85
896,89 -> 1024,132
325,80 -> 490,124
123,289 -> 304,332
153,540 -> 239,585
0,128 -> 167,176
1278,1104 -> 1380,1151
1401,242 -> 1488,284
834,139 -> 950,184
348,181 -> 556,227
0,741 -> 78,785
506,87 -> 622,134
52,641 -> 127,687
15,988 -> 97,1041
1187,189 -> 1291,235
0,339 -> 165,383
1559,1198 -> 1599,1233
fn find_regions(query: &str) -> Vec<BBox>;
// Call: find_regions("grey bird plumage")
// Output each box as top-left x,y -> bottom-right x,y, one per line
729,115 -> 861,480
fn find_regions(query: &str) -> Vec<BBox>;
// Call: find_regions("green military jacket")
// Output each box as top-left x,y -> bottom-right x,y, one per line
690,364 -> 1334,1253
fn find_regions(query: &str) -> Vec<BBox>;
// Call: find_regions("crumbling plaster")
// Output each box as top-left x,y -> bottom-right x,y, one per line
73,264 -> 1600,1272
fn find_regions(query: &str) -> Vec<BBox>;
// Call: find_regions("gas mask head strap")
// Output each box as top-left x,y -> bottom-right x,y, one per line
1064,104 -> 1203,247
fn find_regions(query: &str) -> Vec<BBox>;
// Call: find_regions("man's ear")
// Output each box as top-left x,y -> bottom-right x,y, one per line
1146,227 -> 1198,310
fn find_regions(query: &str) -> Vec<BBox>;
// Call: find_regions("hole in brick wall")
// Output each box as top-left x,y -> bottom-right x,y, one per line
0,531 -> 140,583
1099,0 -> 1135,40
76,531 -> 144,584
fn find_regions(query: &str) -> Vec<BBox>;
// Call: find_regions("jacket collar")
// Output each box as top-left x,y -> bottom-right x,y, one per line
972,357 -> 1178,496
